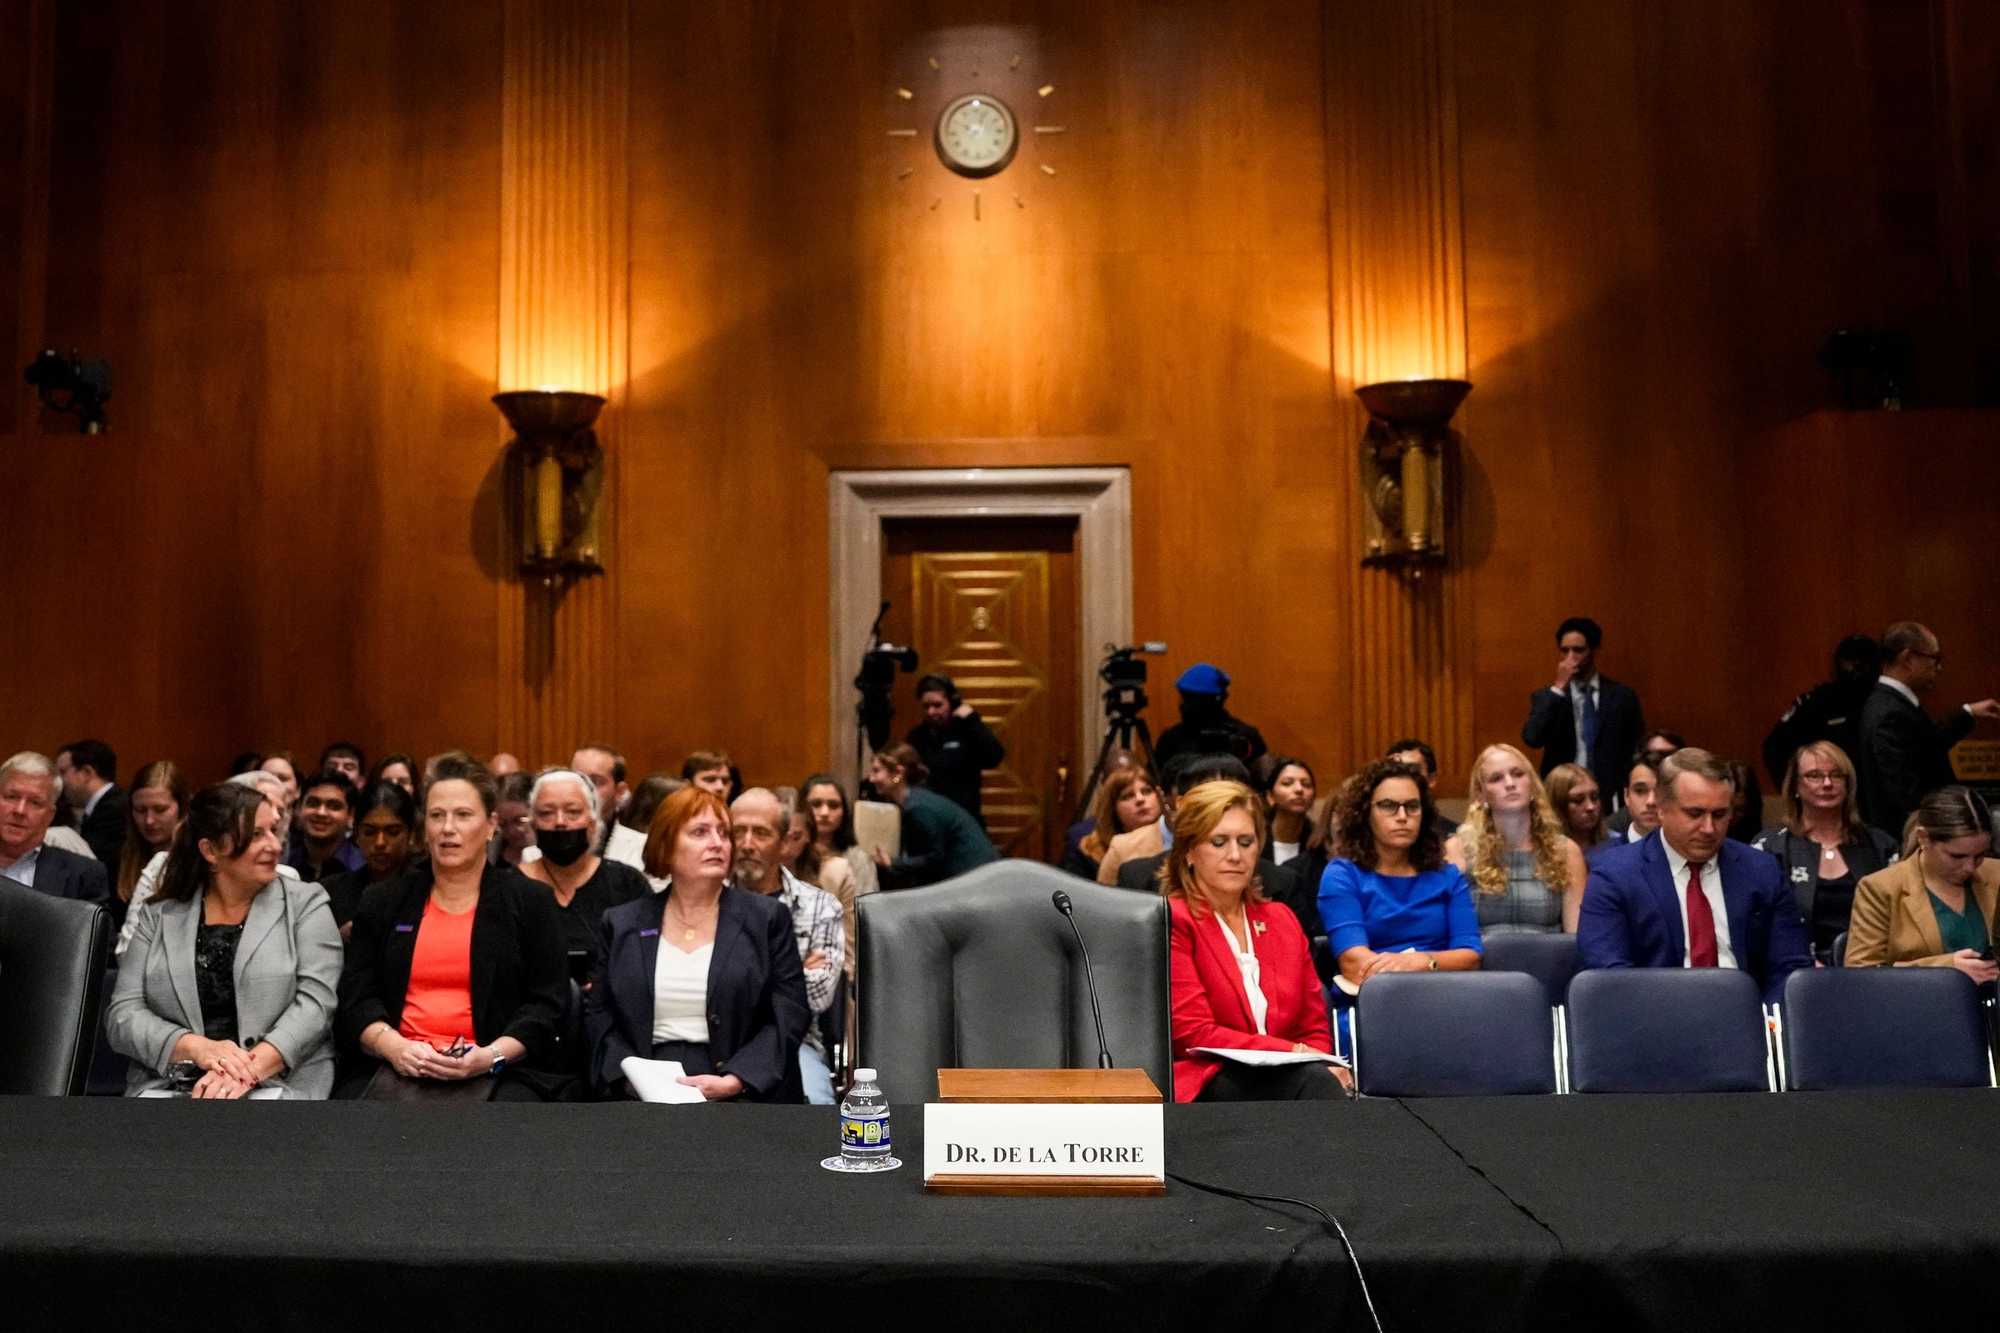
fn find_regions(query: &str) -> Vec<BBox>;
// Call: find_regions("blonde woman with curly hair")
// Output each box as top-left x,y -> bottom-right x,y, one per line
1445,744 -> 1586,934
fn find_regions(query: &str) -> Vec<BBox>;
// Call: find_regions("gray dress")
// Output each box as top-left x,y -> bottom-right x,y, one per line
1475,849 -> 1564,935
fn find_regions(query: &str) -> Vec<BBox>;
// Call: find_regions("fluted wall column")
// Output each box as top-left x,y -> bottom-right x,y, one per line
496,0 -> 630,764
1323,0 -> 1473,778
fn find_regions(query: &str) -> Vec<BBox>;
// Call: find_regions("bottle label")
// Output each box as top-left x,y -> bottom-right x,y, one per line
841,1113 -> 890,1150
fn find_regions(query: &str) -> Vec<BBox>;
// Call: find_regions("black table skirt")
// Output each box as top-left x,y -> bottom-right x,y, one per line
0,1091 -> 1990,1331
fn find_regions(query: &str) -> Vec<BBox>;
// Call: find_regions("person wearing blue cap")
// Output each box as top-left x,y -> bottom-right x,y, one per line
1153,662 -> 1267,774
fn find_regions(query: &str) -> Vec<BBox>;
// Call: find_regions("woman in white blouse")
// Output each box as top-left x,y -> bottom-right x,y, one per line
583,786 -> 810,1101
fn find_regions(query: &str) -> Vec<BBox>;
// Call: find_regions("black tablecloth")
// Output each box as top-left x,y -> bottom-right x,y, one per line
0,1092 -> 1989,1331
0,1097 -> 1544,1331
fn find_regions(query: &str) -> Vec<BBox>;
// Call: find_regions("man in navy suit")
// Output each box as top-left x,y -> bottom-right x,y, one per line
1522,616 -> 1646,797
0,752 -> 111,905
1577,747 -> 1809,1005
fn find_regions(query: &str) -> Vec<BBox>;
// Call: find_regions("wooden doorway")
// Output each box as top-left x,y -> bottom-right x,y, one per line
880,517 -> 1080,862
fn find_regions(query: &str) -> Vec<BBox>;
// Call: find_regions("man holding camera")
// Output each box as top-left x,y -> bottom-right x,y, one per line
904,673 -> 1007,828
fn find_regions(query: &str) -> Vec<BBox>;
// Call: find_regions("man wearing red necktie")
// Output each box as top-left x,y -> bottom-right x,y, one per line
1577,748 -> 1811,1005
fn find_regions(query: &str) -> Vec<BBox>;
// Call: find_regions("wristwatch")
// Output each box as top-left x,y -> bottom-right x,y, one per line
1426,954 -> 1439,972
487,1050 -> 509,1078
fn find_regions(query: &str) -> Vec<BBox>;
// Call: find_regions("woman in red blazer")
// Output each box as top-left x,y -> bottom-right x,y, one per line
1166,779 -> 1350,1102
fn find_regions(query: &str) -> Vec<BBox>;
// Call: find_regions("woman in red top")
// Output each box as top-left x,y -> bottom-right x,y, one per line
336,757 -> 567,1099
1167,779 -> 1349,1102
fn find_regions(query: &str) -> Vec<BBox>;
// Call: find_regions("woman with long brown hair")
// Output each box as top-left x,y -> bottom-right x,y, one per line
115,760 -> 192,904
1064,766 -> 1162,880
1446,743 -> 1586,934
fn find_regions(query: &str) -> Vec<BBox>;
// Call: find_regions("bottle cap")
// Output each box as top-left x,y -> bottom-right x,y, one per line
853,1068 -> 877,1083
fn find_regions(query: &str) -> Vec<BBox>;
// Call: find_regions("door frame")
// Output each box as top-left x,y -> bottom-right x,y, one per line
828,466 -> 1133,790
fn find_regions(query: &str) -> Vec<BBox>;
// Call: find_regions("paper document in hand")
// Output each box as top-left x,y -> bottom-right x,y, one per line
619,1057 -> 708,1104
1194,1047 -> 1350,1068
854,800 -> 901,862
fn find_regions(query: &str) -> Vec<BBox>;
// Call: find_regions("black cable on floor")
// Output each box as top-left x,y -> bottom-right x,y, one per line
1166,1169 -> 1385,1333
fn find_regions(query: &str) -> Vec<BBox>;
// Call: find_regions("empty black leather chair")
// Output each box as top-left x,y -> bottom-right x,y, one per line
0,879 -> 114,1095
1566,968 -> 1770,1093
1784,967 -> 1990,1090
1479,933 -> 1579,1008
1354,972 -> 1555,1097
858,860 -> 1171,1100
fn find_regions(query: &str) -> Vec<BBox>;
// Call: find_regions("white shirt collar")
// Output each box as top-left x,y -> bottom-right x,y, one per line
0,841 -> 40,885
1878,674 -> 1920,709
82,783 -> 111,820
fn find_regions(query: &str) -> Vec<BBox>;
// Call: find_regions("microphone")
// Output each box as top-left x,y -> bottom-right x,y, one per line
1051,890 -> 1114,1069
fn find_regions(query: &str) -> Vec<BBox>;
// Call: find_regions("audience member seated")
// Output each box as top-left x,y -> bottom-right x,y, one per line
731,788 -> 844,1104
336,759 -> 567,1101
1260,755 -> 1324,887
1761,633 -> 1880,788
1385,739 -> 1459,837
585,787 -> 809,1102
1320,758 -> 1482,990
868,744 -> 999,888
681,749 -> 738,801
491,772 -> 535,867
1857,621 -> 2000,835
1065,764 -> 1161,880
905,673 -> 1007,828
1152,662 -> 1268,771
1846,786 -> 1996,976
1107,756 -> 1320,941
318,742 -> 367,788
1547,761 -> 1609,859
487,751 -> 523,776
287,770 -> 363,882
518,768 -> 649,973
116,759 -> 190,908
107,783 -> 342,1098
1061,748 -> 1142,870
1577,747 -> 1810,1004
1094,754 -> 1182,885
1521,616 -> 1646,797
565,744 -> 648,871
1725,759 -> 1765,845
259,751 -> 302,807
1751,741 -> 1898,965
621,773 -> 682,834
1604,755 -> 1664,844
1446,743 -> 1585,934
1604,730 -> 1684,838
318,781 -> 418,939
367,752 -> 417,797
795,773 -> 873,960
56,738 -> 128,868
0,751 -> 110,904
1167,780 -> 1348,1102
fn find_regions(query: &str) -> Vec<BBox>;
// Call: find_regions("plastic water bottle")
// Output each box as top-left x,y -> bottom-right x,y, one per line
821,1066 -> 901,1173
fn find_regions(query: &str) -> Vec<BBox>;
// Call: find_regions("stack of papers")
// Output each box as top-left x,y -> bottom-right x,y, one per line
620,1057 -> 707,1104
1194,1047 -> 1350,1068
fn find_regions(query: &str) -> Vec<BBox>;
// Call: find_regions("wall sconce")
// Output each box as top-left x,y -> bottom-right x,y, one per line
1356,378 -> 1470,579
492,389 -> 607,585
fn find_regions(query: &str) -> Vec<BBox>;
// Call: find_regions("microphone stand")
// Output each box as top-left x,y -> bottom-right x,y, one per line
1051,890 -> 1114,1069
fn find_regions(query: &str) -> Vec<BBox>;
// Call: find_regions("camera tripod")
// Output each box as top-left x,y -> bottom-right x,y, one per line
1072,703 -> 1155,825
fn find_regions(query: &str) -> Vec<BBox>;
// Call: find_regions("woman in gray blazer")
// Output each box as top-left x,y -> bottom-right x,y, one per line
108,782 -> 343,1098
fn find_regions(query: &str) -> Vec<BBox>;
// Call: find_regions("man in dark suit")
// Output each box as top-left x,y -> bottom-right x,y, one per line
1521,617 -> 1646,797
1577,748 -> 1809,1005
55,738 -> 128,869
1855,621 -> 1999,836
0,752 -> 111,905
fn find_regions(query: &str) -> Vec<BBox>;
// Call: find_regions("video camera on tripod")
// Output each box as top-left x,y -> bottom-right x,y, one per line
1074,641 -> 1168,821
854,601 -> 919,752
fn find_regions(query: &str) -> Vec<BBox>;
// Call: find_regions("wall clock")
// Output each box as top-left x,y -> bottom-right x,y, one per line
935,93 -> 1017,177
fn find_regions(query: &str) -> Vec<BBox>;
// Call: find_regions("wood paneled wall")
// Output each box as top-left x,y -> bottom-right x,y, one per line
6,0 -> 1995,796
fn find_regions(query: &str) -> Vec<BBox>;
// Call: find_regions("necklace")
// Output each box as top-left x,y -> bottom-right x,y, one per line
666,897 -> 714,944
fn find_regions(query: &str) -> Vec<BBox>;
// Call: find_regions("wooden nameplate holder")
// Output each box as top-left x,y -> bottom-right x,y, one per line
924,1068 -> 1167,1197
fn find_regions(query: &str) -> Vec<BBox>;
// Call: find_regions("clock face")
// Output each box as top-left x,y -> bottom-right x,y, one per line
935,93 -> 1018,178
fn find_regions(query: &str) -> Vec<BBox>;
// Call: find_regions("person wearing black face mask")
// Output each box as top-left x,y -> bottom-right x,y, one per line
518,769 -> 651,979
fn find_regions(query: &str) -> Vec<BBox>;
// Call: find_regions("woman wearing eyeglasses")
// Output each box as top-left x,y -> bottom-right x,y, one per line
1751,741 -> 1899,965
1318,758 -> 1482,991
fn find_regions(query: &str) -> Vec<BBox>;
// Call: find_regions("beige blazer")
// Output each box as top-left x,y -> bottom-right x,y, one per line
1845,856 -> 2000,967
1096,821 -> 1165,886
